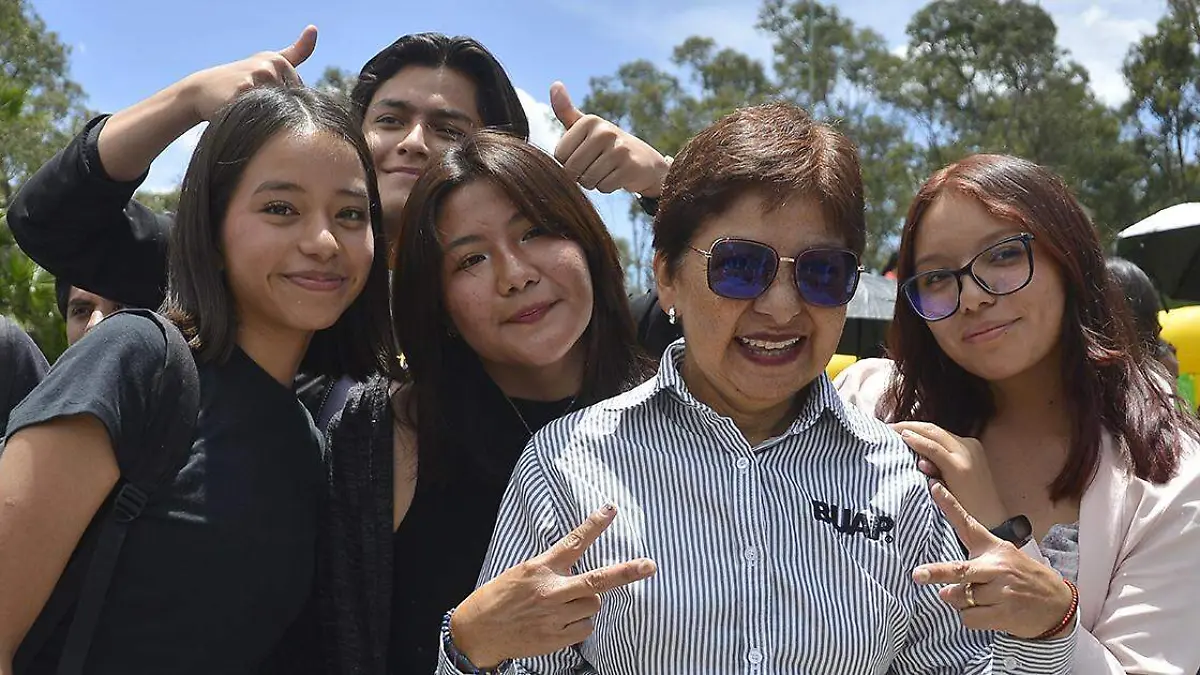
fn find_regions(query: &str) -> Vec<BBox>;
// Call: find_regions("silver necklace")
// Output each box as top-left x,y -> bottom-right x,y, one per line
503,393 -> 579,436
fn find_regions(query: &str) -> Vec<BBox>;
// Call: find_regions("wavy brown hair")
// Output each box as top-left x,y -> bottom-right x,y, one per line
392,129 -> 651,481
882,154 -> 1196,499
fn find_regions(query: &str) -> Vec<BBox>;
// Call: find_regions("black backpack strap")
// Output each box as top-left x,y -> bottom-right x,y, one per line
51,309 -> 200,675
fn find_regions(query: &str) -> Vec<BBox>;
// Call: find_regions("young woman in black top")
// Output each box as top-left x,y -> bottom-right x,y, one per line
323,130 -> 657,674
0,86 -> 393,675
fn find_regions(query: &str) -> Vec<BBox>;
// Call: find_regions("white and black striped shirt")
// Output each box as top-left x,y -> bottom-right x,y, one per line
439,342 -> 1075,674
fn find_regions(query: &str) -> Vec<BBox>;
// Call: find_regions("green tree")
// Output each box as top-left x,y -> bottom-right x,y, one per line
758,0 -> 921,268
1123,7 -> 1200,219
883,0 -> 1141,239
135,188 -> 182,215
584,40 -> 775,288
1,0 -> 87,359
315,65 -> 356,103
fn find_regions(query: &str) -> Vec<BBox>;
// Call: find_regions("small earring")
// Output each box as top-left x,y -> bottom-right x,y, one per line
667,306 -> 677,325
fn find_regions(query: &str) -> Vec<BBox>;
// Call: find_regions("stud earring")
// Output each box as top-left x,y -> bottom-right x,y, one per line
667,306 -> 677,325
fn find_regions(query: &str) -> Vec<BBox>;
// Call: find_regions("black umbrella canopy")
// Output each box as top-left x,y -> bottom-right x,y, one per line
1116,203 -> 1200,301
837,273 -> 896,358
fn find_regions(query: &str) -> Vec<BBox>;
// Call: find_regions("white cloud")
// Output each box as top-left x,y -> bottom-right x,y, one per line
516,87 -> 564,153
143,123 -> 205,192
1047,2 -> 1157,106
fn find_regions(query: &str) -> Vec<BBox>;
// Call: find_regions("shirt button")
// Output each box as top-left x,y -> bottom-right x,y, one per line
1002,656 -> 1019,671
736,457 -> 750,470
743,546 -> 759,563
747,648 -> 764,665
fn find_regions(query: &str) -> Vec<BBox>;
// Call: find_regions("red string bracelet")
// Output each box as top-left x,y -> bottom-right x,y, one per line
1034,578 -> 1079,640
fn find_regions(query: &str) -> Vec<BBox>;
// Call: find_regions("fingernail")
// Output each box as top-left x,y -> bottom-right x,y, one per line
912,568 -> 930,584
639,560 -> 656,575
602,503 -> 616,514
932,482 -> 947,497
900,429 -> 914,438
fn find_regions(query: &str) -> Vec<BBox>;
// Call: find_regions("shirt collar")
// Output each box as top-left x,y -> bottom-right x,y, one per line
606,338 -> 880,446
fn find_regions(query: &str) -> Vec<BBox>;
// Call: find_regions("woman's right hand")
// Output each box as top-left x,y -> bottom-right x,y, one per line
449,504 -> 657,669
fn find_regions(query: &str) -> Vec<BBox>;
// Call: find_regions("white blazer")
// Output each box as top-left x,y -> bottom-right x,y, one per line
835,358 -> 1200,675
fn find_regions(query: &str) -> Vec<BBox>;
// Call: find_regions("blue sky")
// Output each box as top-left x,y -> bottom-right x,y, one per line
28,0 -> 1171,244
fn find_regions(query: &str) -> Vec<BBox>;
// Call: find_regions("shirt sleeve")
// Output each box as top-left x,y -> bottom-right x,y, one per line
435,442 -> 596,675
891,500 -> 1075,675
1071,449 -> 1200,674
3,312 -> 170,472
0,316 -> 49,432
5,114 -> 172,309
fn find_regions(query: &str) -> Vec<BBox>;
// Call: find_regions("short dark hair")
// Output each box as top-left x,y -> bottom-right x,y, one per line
163,86 -> 394,379
1106,256 -> 1164,352
883,154 -> 1198,498
393,130 -> 650,480
54,276 -> 71,320
653,102 -> 865,278
350,33 -> 529,140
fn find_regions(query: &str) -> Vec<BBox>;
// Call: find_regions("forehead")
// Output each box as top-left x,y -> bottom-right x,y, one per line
914,193 -> 1023,264
692,191 -> 843,250
67,286 -> 104,304
240,130 -> 366,184
436,180 -> 521,241
369,66 -> 482,124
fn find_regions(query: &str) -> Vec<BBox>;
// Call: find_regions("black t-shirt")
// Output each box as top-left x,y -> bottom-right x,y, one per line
0,316 -> 48,434
5,313 -> 325,675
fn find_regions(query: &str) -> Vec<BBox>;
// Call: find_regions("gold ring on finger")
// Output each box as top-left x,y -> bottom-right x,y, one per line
964,582 -> 977,609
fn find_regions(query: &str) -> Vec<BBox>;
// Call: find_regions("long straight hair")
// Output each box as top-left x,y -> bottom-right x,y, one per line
163,86 -> 394,379
392,130 -> 650,481
882,154 -> 1197,499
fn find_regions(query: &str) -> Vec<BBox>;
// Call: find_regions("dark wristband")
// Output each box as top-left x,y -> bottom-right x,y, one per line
637,194 -> 659,217
989,515 -> 1033,547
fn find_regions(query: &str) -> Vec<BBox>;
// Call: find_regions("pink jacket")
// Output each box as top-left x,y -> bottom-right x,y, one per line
835,358 -> 1200,674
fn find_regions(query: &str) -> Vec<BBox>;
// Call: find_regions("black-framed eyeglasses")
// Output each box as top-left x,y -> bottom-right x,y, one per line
901,233 -> 1035,322
689,237 -> 864,307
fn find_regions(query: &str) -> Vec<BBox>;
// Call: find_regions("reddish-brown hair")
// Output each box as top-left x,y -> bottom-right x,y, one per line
653,102 -> 865,277
882,154 -> 1195,499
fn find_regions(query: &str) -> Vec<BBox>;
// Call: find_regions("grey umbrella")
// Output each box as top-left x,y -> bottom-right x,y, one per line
1115,203 -> 1200,301
838,272 -> 896,358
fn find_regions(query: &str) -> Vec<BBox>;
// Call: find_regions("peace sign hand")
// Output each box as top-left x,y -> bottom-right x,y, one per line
449,504 -> 657,669
913,483 -> 1073,640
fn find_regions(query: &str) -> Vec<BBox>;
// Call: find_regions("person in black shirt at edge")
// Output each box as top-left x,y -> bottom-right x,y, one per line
4,26 -> 676,425
0,85 -> 393,675
5,24 -> 675,675
0,317 -> 48,437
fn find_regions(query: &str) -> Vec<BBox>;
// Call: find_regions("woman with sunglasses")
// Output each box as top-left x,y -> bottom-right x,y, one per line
836,154 -> 1200,674
437,106 -> 1075,674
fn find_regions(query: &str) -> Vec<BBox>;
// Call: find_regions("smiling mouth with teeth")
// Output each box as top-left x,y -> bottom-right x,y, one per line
737,336 -> 803,351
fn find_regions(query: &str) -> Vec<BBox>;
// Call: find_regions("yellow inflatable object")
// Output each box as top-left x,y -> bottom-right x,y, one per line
826,353 -> 859,380
1159,306 -> 1200,410
1161,306 -> 1200,374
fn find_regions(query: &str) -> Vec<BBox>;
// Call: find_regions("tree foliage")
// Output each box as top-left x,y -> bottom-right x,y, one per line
1,0 -> 87,360
587,0 -> 1189,272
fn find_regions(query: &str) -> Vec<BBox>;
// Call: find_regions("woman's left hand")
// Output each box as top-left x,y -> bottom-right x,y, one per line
914,483 -> 1074,640
891,421 -> 1009,529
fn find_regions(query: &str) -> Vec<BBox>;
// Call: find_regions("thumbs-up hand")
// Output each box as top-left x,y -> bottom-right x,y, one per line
912,483 -> 1074,639
448,504 -> 657,669
551,82 -> 671,197
181,25 -> 318,123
